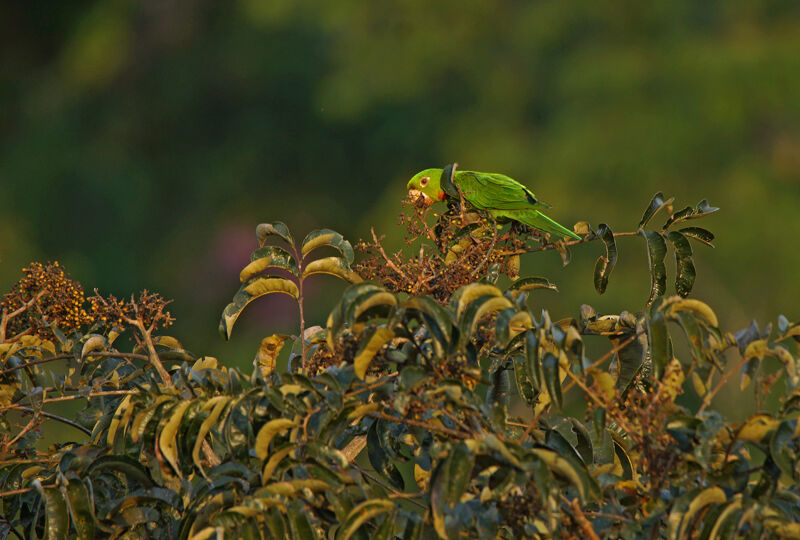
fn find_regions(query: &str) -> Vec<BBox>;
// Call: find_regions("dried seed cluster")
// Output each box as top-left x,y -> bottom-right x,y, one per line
355,196 -> 532,302
88,290 -> 174,332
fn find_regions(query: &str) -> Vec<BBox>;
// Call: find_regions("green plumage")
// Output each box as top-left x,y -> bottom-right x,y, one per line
406,168 -> 580,240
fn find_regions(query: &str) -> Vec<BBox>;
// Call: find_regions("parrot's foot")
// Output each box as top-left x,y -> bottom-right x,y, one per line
510,222 -> 533,236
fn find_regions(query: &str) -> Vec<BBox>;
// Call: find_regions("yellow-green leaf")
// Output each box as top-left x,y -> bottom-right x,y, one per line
255,335 -> 289,377
255,418 -> 296,461
219,276 -> 299,340
158,400 -> 192,478
335,500 -> 395,540
302,256 -> 362,283
192,396 -> 231,476
354,328 -> 394,379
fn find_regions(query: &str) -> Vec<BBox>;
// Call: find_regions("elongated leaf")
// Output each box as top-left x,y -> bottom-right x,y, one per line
593,223 -> 617,294
302,229 -> 354,264
453,283 -> 505,319
63,479 -> 96,540
638,192 -> 674,229
303,256 -> 362,283
506,276 -> 558,297
458,295 -> 513,346
530,448 -> 597,502
36,483 -> 69,540
240,246 -> 298,281
336,500 -> 395,540
666,231 -> 696,297
613,329 -> 647,394
495,308 -> 533,348
192,396 -> 231,476
770,419 -> 798,478
401,296 -> 453,351
526,330 -> 542,390
542,352 -> 562,410
440,163 -> 459,198
327,283 -> 387,343
663,199 -> 720,229
354,328 -> 394,379
86,455 -> 155,487
288,500 -> 319,539
680,227 -> 715,247
220,276 -> 299,340
513,354 -> 536,405
158,400 -> 192,477
647,303 -> 671,380
255,419 -> 296,461
256,222 -> 294,247
367,422 -> 404,489
640,230 -> 667,305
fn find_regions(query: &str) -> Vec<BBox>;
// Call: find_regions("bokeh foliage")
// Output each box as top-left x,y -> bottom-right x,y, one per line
2,192 -> 800,538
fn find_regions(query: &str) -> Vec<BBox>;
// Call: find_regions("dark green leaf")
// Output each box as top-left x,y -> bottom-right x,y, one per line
542,352 -> 562,410
679,227 -> 715,247
614,329 -> 646,394
640,230 -> 667,305
37,484 -> 69,540
666,231 -> 696,297
63,479 -> 96,540
526,330 -> 542,390
770,419 -> 797,478
638,192 -> 674,229
593,223 -> 617,294
256,221 -> 295,247
512,354 -> 536,405
647,303 -> 671,380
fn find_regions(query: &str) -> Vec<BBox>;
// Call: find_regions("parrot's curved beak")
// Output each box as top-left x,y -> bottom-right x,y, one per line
408,189 -> 433,206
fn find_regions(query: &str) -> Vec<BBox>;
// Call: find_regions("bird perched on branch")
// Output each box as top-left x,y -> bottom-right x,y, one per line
407,167 -> 580,240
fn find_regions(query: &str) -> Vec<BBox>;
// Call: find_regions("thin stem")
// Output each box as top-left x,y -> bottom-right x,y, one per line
698,353 -> 749,413
350,463 -> 427,510
15,407 -> 91,436
368,412 -> 470,439
0,351 -> 150,377
295,245 -> 307,375
371,228 -> 410,282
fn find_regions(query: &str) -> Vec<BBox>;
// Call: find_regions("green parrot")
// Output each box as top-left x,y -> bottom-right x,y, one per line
406,168 -> 580,240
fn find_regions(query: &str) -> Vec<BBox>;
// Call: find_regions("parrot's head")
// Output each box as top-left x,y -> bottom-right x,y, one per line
406,168 -> 446,205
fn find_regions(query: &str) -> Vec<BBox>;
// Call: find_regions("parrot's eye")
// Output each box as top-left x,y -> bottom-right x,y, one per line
420,176 -> 429,187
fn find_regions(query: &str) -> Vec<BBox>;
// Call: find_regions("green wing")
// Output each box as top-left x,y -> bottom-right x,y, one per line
454,171 -> 551,211
454,170 -> 579,240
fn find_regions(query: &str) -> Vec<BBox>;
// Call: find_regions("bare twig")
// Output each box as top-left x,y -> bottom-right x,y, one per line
14,406 -> 91,436
371,228 -> 410,282
698,353 -> 749,413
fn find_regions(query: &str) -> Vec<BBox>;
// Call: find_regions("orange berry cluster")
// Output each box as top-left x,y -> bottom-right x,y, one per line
1,261 -> 94,340
88,290 -> 174,331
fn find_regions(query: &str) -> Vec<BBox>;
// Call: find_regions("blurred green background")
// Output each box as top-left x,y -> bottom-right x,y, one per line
2,1 -> 799,370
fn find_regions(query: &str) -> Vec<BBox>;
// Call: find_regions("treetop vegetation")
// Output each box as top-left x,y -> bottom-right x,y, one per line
2,173 -> 800,538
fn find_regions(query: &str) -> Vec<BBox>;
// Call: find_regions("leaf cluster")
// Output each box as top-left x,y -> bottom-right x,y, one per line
2,192 -> 800,539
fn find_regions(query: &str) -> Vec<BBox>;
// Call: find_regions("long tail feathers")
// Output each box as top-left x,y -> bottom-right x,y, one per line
522,211 -> 580,240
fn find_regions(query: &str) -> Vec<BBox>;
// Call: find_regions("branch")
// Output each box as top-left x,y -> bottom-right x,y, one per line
368,412 -> 471,439
15,406 -> 91,436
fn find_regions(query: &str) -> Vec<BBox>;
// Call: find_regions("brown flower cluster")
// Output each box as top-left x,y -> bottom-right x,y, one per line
355,195 -> 533,303
0,261 -> 94,340
88,290 -> 174,332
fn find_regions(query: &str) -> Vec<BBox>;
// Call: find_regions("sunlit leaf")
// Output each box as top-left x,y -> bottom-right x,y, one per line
302,229 -> 354,264
506,276 -> 558,297
240,246 -> 298,281
158,400 -> 192,477
219,276 -> 299,340
353,328 -> 394,379
255,418 -> 296,461
335,499 -> 395,540
303,256 -> 362,283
